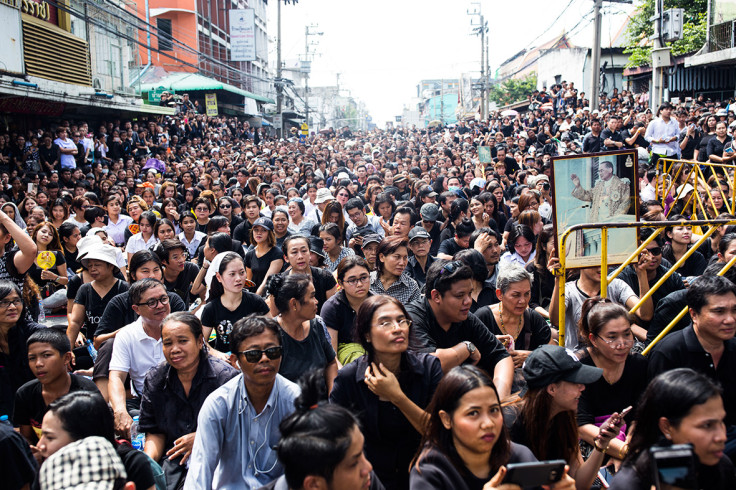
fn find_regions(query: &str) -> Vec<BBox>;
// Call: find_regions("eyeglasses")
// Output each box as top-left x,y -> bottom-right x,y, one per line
136,295 -> 170,308
237,346 -> 283,363
375,319 -> 412,330
596,333 -> 635,348
0,298 -> 22,309
343,274 -> 370,286
646,247 -> 662,256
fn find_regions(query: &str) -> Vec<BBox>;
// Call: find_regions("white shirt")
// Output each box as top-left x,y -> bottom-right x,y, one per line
125,233 -> 159,255
54,137 -> 77,169
109,317 -> 164,395
178,230 -> 206,257
645,117 -> 680,157
106,214 -> 133,246
640,182 -> 656,202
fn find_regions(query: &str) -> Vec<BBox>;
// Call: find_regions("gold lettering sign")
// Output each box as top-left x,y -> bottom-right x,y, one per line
21,0 -> 50,21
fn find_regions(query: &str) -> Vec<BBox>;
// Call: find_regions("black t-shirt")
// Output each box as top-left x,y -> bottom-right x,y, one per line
278,318 -> 336,383
13,374 -> 98,441
437,237 -> 464,257
66,273 -> 84,301
163,262 -> 199,309
116,443 -> 156,490
576,352 -> 648,427
74,280 -> 130,339
201,291 -> 269,352
474,307 -> 551,351
698,133 -> 716,162
244,246 -> 283,290
63,247 -> 81,274
0,424 -> 37,490
601,128 -> 624,149
28,251 -> 66,288
279,267 -> 337,314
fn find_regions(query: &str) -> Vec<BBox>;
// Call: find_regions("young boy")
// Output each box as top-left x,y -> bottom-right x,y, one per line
13,328 -> 98,444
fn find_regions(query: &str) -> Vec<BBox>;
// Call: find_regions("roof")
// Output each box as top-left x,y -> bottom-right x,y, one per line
138,72 -> 274,104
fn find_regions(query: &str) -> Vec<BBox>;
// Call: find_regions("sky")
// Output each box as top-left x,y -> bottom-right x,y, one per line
267,0 -> 637,127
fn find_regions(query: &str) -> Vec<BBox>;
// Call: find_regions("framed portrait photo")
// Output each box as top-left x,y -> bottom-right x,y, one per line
550,149 -> 639,269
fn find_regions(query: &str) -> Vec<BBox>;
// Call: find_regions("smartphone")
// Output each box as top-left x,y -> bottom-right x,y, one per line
651,444 -> 697,490
27,183 -> 37,194
619,405 -> 633,419
503,460 -> 566,488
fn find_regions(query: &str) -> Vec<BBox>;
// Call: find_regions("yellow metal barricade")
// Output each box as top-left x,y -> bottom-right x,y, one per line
555,219 -> 736,351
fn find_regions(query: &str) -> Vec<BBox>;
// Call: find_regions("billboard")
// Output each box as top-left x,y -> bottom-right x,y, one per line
229,9 -> 255,62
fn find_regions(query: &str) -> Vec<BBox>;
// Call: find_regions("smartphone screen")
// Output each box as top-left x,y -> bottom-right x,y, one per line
652,445 -> 697,490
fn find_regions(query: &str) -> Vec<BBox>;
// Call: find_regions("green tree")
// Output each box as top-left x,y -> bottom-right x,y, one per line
489,73 -> 538,106
623,0 -> 708,67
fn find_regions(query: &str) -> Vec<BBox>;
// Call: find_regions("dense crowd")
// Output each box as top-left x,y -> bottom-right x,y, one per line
0,85 -> 736,490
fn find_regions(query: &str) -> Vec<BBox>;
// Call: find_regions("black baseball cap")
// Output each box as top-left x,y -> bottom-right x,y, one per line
522,345 -> 602,390
408,227 -> 431,242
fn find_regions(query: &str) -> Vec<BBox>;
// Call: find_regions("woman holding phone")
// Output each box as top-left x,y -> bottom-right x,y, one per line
511,345 -> 626,490
576,297 -> 648,464
410,365 -> 575,490
609,368 -> 734,489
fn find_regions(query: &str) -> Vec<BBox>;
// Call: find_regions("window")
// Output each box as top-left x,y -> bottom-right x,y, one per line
157,18 -> 173,51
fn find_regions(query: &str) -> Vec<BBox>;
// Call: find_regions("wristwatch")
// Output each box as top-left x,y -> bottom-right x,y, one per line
463,341 -> 476,355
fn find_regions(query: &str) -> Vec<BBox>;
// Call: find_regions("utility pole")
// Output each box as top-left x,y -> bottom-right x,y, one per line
440,79 -> 445,124
650,0 -> 673,112
276,0 -> 282,136
590,0 -> 632,112
303,24 -> 323,132
590,0 -> 602,112
468,4 -> 488,120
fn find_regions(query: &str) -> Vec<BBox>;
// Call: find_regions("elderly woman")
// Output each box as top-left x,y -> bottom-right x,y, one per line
287,197 -> 317,235
140,312 -> 238,488
476,263 -> 552,368
330,294 -> 443,490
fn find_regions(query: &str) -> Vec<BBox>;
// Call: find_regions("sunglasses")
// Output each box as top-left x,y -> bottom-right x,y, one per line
237,346 -> 283,363
219,204 -> 232,209
646,247 -> 662,256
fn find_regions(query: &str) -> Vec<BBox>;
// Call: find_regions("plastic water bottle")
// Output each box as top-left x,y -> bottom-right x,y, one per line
37,300 -> 45,323
0,415 -> 12,427
130,416 -> 145,450
86,340 -> 98,361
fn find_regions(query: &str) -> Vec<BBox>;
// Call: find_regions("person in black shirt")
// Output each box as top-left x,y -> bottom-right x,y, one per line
648,275 -> 736,458
201,252 -> 268,358
609,369 -> 735,490
437,217 -> 473,260
267,274 -> 337,391
158,238 -> 202,309
331,295 -> 441,490
406,227 -> 435,289
0,422 -> 36,490
139,312 -> 238,487
276,235 -> 337,314
582,119 -> 604,153
406,259 -> 513,399
35,392 -> 156,490
410,365 -> 572,490
244,217 -> 283,295
14,329 -> 98,444
575,298 -> 648,463
602,115 -> 625,151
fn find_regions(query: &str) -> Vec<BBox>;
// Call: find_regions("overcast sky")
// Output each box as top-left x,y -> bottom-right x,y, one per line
267,0 -> 636,126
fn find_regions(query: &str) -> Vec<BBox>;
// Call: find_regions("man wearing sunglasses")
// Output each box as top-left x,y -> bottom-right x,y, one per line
109,279 -> 172,439
185,315 -> 299,490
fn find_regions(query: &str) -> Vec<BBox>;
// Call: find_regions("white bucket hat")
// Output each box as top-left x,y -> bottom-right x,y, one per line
81,244 -> 119,268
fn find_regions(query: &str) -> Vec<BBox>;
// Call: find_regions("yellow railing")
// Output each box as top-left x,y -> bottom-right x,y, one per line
655,159 -> 736,217
556,219 -> 736,350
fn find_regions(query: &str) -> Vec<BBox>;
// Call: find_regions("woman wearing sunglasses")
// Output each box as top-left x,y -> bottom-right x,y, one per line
330,294 -> 443,490
139,312 -> 238,488
266,273 -> 337,392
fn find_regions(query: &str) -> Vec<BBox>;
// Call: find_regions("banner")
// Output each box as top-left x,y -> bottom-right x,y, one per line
229,9 -> 255,62
205,93 -> 218,116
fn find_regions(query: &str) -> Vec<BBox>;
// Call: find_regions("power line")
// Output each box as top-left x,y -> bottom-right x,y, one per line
518,0 -> 581,53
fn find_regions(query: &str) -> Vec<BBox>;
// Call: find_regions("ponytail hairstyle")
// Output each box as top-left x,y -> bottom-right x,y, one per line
207,252 -> 245,302
578,297 -> 633,347
442,198 -> 469,231
265,273 -> 312,313
277,370 -> 360,488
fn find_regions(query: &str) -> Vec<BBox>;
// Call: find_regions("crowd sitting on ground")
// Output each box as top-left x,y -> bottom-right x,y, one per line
1,86 -> 736,490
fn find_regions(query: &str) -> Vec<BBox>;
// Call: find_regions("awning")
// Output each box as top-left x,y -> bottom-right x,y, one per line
138,72 -> 274,104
